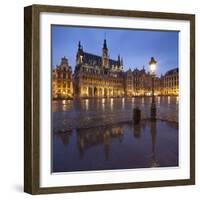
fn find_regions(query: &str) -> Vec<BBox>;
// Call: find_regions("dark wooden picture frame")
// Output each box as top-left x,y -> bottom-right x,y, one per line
24,4 -> 195,194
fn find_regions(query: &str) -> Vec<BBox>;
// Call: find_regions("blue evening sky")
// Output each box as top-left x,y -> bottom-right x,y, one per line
52,25 -> 178,76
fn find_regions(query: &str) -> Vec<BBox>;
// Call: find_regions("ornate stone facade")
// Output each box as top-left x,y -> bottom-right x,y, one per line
163,68 -> 179,95
130,67 -> 178,96
73,40 -> 125,98
52,57 -> 73,99
52,40 -> 179,99
124,69 -> 134,96
132,67 -> 151,96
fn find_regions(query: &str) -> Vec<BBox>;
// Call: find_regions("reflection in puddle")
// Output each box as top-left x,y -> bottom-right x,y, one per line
176,96 -> 179,104
102,98 -> 105,111
168,96 -> 171,104
142,97 -> 144,105
157,96 -> 160,105
85,99 -> 89,111
53,120 -> 178,172
122,97 -> 125,109
62,100 -> 66,104
52,97 -> 178,140
110,98 -> 113,111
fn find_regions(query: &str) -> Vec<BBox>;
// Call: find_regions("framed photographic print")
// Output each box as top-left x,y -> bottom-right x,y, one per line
24,4 -> 195,194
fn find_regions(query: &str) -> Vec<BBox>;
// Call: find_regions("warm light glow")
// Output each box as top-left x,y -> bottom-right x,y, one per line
149,57 -> 157,75
102,98 -> 105,110
154,92 -> 158,96
145,92 -> 150,96
62,100 -> 66,104
167,96 -> 171,104
150,64 -> 156,74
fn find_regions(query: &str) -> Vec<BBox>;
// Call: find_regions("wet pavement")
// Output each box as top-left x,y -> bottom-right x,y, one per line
52,97 -> 179,172
52,96 -> 178,132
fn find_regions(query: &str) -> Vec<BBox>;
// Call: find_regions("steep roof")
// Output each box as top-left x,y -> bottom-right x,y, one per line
83,52 -> 102,66
165,68 -> 179,76
83,52 -> 119,67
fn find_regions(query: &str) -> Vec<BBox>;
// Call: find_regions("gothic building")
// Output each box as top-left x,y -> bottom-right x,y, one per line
73,40 -> 125,98
52,39 -> 179,99
52,56 -> 73,99
163,68 -> 179,95
124,69 -> 134,96
132,67 -> 151,96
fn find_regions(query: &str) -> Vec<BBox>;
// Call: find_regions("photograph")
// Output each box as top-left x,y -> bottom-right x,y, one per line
51,25 -> 179,173
24,5 -> 195,194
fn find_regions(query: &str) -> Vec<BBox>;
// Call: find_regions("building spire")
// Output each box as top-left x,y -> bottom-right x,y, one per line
118,54 -> 120,60
120,56 -> 123,66
78,41 -> 81,50
103,33 -> 107,49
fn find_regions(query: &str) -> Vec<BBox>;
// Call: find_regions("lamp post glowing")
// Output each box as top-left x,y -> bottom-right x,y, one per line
149,57 -> 157,120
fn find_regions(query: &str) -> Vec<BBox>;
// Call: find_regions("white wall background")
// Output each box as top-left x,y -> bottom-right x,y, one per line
0,0 -> 199,199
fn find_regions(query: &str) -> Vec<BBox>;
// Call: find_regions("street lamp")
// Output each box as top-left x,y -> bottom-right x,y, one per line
149,57 -> 157,120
